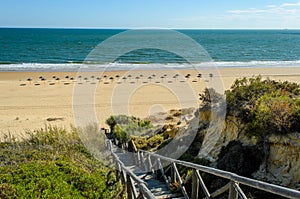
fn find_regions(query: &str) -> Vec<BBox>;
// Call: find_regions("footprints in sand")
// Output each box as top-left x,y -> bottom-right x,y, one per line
19,73 -> 215,87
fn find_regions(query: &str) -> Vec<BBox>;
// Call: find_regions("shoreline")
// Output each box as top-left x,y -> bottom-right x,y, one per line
1,67 -> 300,139
1,61 -> 300,73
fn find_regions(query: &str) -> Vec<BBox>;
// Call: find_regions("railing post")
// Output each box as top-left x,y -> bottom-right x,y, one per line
115,162 -> 120,181
228,181 -> 238,199
147,154 -> 153,173
191,169 -> 199,199
126,173 -> 138,199
127,174 -> 133,199
172,162 -> 189,199
157,158 -> 169,187
136,151 -> 141,168
140,152 -> 147,171
171,163 -> 176,183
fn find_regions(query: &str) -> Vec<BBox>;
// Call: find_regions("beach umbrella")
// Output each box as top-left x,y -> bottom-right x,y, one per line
27,78 -> 32,84
55,77 -> 60,84
173,75 -> 177,82
41,78 -> 46,83
135,76 -> 140,82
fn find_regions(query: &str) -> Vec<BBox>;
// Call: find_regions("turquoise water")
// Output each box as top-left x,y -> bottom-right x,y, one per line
1,28 -> 300,71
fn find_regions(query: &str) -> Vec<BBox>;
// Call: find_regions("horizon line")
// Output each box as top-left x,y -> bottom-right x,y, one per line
0,26 -> 299,30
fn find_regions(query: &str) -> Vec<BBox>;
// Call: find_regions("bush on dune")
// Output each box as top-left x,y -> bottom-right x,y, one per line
106,115 -> 153,145
0,127 -> 120,199
225,76 -> 300,137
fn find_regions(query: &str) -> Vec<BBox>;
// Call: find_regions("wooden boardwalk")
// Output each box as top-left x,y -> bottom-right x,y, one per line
113,146 -> 184,199
107,140 -> 300,199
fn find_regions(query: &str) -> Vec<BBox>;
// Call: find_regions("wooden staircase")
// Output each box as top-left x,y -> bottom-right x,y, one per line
113,146 -> 184,198
107,140 -> 300,199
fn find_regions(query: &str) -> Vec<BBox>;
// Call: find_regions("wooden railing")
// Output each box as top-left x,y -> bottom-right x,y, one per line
135,149 -> 300,199
106,140 -> 156,199
107,138 -> 300,199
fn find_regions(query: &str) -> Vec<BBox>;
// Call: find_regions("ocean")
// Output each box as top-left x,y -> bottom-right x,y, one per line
1,28 -> 300,71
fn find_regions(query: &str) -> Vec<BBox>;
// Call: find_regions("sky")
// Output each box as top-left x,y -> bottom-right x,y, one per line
0,0 -> 300,29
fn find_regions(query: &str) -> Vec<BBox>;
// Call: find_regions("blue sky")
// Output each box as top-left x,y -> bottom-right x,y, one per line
0,0 -> 300,29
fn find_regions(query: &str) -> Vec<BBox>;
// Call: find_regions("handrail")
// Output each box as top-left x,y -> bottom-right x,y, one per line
106,140 -> 156,199
139,149 -> 300,199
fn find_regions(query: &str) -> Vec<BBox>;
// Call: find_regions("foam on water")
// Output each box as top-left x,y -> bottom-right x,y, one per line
1,60 -> 300,72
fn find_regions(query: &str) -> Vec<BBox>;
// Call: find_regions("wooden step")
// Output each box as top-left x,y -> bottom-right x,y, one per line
115,152 -> 184,199
156,193 -> 184,199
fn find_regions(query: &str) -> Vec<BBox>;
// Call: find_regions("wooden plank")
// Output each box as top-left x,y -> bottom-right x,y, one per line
127,174 -> 133,199
195,170 -> 211,198
210,183 -> 229,198
139,183 -> 156,199
191,169 -> 199,199
172,162 -> 189,199
228,181 -> 238,199
157,158 -> 170,187
233,182 -> 247,199
147,154 -> 153,173
140,152 -> 148,171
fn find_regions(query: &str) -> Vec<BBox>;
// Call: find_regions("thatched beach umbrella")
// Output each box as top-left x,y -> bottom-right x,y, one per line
27,78 -> 32,84
55,77 -> 60,84
103,75 -> 108,81
41,78 -> 46,84
135,76 -> 140,83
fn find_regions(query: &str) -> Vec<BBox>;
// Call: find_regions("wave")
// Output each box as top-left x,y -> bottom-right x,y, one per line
1,61 -> 300,71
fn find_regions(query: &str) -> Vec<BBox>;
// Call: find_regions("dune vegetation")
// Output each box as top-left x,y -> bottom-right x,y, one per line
0,127 -> 120,199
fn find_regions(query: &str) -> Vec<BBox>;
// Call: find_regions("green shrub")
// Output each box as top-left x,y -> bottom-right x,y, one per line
225,77 -> 300,137
106,115 -> 153,143
132,134 -> 164,150
0,127 -> 120,198
113,124 -> 130,144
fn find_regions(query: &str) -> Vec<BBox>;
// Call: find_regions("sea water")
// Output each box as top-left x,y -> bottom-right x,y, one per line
1,28 -> 300,71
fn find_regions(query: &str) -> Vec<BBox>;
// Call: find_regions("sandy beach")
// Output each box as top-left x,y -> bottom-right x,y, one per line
1,67 -> 300,140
